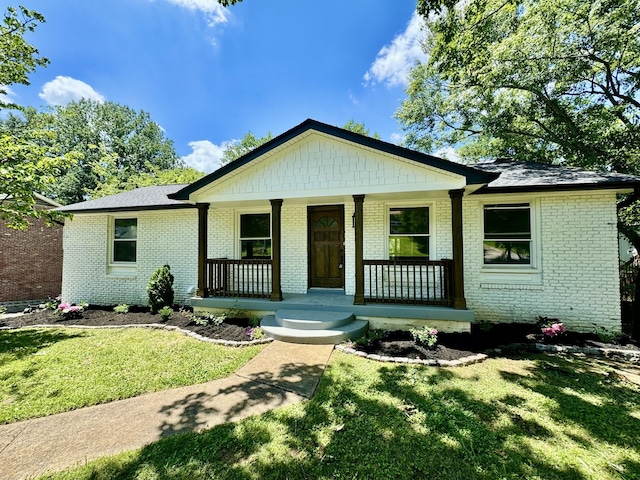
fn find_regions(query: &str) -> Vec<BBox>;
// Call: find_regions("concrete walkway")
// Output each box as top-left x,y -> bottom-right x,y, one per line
0,341 -> 334,480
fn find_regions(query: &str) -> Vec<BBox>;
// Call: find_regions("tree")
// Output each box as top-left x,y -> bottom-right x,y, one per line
402,0 -> 640,337
399,0 -> 640,171
89,160 -> 204,199
3,99 -> 181,204
343,120 -> 381,139
0,6 -> 76,229
220,131 -> 273,165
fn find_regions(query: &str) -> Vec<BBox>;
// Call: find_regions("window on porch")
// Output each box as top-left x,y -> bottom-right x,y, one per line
388,207 -> 430,259
240,213 -> 271,259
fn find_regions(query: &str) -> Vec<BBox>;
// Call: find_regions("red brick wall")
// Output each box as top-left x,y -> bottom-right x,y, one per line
0,215 -> 63,302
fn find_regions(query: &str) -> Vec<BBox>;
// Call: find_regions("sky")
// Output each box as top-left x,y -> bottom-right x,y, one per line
6,0 -> 429,173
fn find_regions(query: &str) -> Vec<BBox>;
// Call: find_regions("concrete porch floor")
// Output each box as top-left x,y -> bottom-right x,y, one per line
191,291 -> 474,333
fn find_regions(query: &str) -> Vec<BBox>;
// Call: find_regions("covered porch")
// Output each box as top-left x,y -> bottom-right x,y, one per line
194,190 -> 467,309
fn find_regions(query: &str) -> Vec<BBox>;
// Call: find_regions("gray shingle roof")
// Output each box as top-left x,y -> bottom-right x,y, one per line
474,159 -> 640,193
56,184 -> 195,213
55,160 -> 640,214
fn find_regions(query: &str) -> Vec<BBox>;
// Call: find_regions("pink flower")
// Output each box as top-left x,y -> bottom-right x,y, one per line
542,327 -> 556,337
58,302 -> 71,310
551,323 -> 565,334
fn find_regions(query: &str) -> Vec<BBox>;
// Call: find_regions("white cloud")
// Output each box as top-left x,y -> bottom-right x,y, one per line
39,76 -> 106,106
0,85 -> 16,105
364,12 -> 428,88
160,0 -> 230,27
390,132 -> 404,145
434,146 -> 462,163
181,139 -> 233,173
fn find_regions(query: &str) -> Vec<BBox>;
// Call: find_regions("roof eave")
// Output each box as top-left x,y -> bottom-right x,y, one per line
169,119 -> 498,200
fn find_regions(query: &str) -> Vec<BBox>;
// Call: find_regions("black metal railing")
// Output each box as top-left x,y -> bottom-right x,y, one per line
363,259 -> 453,306
206,258 -> 272,298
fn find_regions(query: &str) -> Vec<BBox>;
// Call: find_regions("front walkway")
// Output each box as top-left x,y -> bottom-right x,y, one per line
0,341 -> 334,480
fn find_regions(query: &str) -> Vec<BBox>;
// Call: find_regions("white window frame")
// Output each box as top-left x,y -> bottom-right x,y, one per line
236,209 -> 272,260
480,196 -> 542,284
385,202 -> 435,260
107,215 -> 138,277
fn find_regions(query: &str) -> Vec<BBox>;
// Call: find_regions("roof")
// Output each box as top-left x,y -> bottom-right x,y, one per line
0,193 -> 61,209
169,118 -> 499,201
56,184 -> 196,213
474,159 -> 640,193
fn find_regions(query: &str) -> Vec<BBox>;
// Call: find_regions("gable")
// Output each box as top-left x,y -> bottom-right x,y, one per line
187,132 -> 468,204
171,119 -> 497,204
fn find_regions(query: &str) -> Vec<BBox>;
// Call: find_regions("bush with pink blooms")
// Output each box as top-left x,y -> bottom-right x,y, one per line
56,301 -> 87,320
537,316 -> 566,341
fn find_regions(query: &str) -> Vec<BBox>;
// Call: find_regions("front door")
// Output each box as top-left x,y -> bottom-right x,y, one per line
308,205 -> 345,288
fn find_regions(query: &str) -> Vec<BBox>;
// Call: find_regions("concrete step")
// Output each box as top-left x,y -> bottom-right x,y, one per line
260,314 -> 368,345
275,309 -> 354,330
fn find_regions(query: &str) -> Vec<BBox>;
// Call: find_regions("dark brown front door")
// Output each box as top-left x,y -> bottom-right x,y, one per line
308,205 -> 345,288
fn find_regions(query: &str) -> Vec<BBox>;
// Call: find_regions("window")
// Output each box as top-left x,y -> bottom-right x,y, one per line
240,213 -> 271,259
113,218 -> 137,263
483,204 -> 531,265
388,207 -> 430,259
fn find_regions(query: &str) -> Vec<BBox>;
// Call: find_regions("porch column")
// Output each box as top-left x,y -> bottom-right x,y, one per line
270,199 -> 283,301
449,189 -> 467,309
353,194 -> 365,305
197,203 -> 209,298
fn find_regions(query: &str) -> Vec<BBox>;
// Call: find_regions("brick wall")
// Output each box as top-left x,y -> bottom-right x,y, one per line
463,192 -> 621,331
62,210 -> 198,306
61,191 -> 623,332
0,215 -> 63,303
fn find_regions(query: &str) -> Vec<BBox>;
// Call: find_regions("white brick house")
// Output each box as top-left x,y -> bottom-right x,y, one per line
58,119 -> 640,334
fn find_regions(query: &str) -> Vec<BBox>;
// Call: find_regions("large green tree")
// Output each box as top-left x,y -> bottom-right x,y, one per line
3,99 -> 181,204
0,6 -> 75,229
402,0 -> 640,336
220,131 -> 274,165
399,0 -> 640,172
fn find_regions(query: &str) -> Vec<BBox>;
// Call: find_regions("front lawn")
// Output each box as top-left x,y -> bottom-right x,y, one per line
0,327 -> 264,424
43,351 -> 640,480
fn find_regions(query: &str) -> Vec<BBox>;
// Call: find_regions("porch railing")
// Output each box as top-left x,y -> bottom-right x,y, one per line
363,259 -> 453,306
206,258 -> 272,298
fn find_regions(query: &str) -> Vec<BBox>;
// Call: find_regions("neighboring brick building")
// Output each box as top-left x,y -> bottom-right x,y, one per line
0,194 -> 63,307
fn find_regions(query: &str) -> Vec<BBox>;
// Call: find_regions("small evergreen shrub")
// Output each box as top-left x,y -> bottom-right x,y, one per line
147,265 -> 174,314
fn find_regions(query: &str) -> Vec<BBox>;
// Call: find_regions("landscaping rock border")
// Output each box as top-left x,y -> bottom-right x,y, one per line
335,344 -> 488,367
491,342 -> 640,363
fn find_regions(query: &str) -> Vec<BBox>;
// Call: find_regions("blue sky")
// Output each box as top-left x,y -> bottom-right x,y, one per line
7,0 -> 428,172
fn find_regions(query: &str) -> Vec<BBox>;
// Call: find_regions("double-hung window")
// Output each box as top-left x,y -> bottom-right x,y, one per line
240,213 -> 271,259
113,218 -> 137,263
388,207 -> 430,259
483,204 -> 531,265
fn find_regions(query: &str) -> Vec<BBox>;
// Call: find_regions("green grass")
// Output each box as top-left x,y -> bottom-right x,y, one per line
42,351 -> 640,480
0,327 -> 264,424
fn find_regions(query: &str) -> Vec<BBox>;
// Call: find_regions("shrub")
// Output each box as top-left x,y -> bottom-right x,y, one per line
147,265 -> 174,314
56,302 -> 86,320
158,306 -> 173,321
114,304 -> 129,314
410,326 -> 439,349
0,306 -> 6,315
44,296 -> 61,311
537,317 -> 565,338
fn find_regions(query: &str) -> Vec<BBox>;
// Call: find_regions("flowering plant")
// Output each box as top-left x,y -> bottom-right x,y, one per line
542,323 -> 565,337
410,326 -> 439,349
56,302 -> 85,320
246,326 -> 266,340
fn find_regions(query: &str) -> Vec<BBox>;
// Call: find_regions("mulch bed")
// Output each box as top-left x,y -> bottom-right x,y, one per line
1,307 -> 638,361
0,307 -> 255,343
